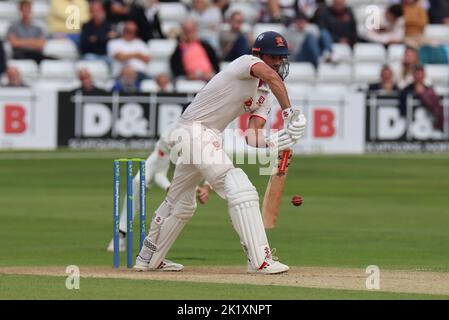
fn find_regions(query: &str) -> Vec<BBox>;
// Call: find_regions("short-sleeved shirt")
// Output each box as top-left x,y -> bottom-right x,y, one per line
181,54 -> 272,132
107,38 -> 150,76
7,21 -> 44,40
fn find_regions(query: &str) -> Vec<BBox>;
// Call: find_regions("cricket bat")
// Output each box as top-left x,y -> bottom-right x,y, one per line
262,109 -> 300,229
262,148 -> 293,229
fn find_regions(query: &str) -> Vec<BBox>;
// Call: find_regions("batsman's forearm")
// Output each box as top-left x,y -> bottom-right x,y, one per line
266,76 -> 291,110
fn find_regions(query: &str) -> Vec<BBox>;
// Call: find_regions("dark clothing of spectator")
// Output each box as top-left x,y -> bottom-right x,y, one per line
317,6 -> 358,46
428,0 -> 449,24
170,40 -> 220,79
74,86 -> 108,95
0,40 -> 6,75
111,78 -> 142,93
131,5 -> 165,42
400,84 -> 444,131
223,34 -> 250,61
104,0 -> 131,25
80,19 -> 113,56
368,82 -> 399,93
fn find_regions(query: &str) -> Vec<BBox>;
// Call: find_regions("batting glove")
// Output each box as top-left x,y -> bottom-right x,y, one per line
265,129 -> 296,152
282,108 -> 306,141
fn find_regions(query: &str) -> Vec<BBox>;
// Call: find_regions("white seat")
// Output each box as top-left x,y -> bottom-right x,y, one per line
43,39 -> 79,60
286,62 -> 315,83
286,83 -> 315,98
141,79 -> 174,93
424,65 -> 449,86
147,61 -> 171,78
0,20 -> 10,40
32,79 -> 80,92
252,23 -> 286,39
147,39 -> 177,60
434,85 -> 449,96
32,1 -> 50,20
159,3 -> 188,23
313,84 -> 350,94
332,43 -> 352,63
161,21 -> 181,39
40,60 -> 77,81
353,63 -> 382,85
76,60 -> 110,82
0,2 -> 19,21
7,59 -> 39,83
354,43 -> 386,62
317,64 -> 352,84
175,79 -> 206,94
226,2 -> 260,24
387,44 -> 405,63
424,24 -> 449,44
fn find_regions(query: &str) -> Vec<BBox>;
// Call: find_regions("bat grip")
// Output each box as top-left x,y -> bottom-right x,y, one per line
278,149 -> 291,174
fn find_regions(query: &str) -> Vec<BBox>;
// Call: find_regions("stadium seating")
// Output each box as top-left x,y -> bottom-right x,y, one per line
7,59 -> 39,83
424,25 -> 449,45
158,3 -> 189,23
252,23 -> 286,39
387,44 -> 405,63
147,39 -> 177,60
354,43 -> 387,63
286,62 -> 316,84
317,64 -> 352,84
147,61 -> 171,78
40,60 -> 77,81
76,60 -> 110,82
424,65 -> 449,86
141,79 -> 174,93
43,39 -> 79,60
353,63 -> 382,86
0,2 -> 19,22
333,43 -> 353,63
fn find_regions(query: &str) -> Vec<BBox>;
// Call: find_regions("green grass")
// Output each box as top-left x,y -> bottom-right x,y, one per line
1,151 -> 449,299
1,274 -> 447,300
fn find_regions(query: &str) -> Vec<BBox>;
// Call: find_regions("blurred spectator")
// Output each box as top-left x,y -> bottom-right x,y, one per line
104,0 -> 133,25
188,0 -> 223,51
76,68 -> 108,94
402,0 -> 428,46
219,11 -> 251,61
368,65 -> 399,93
396,45 -> 432,89
0,40 -> 5,76
285,11 -> 335,68
428,0 -> 449,24
362,4 -> 405,45
317,0 -> 358,46
170,20 -> 220,81
214,0 -> 231,17
155,73 -> 173,92
48,0 -> 90,46
400,65 -> 443,131
112,65 -> 142,93
133,0 -> 165,42
7,0 -> 49,64
80,0 -> 117,62
4,66 -> 27,87
107,20 -> 151,78
266,0 -> 318,24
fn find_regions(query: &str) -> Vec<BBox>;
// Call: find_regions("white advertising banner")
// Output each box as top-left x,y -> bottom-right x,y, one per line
225,93 -> 366,155
0,88 -> 57,149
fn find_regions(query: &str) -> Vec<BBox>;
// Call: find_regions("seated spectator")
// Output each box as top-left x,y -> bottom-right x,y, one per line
76,68 -> 108,94
170,20 -> 220,81
132,0 -> 165,42
0,40 -> 6,76
428,0 -> 449,24
402,0 -> 428,46
104,0 -> 132,25
7,0 -> 49,64
4,66 -> 27,87
400,65 -> 443,131
111,65 -> 142,93
155,73 -> 173,92
368,65 -> 399,93
396,45 -> 431,89
317,0 -> 358,47
265,0 -> 318,25
188,0 -> 223,51
80,0 -> 117,62
107,20 -> 151,78
48,0 -> 90,46
214,0 -> 231,17
286,11 -> 335,68
219,11 -> 251,61
362,4 -> 405,45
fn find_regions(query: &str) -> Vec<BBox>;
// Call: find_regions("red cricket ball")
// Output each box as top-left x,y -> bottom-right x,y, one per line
291,195 -> 303,207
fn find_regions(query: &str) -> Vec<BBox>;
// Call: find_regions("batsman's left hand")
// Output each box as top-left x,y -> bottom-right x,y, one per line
282,108 -> 307,141
197,185 -> 211,204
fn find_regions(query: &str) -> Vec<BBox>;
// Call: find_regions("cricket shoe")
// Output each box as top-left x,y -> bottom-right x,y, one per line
133,255 -> 184,272
247,258 -> 289,274
106,234 -> 126,252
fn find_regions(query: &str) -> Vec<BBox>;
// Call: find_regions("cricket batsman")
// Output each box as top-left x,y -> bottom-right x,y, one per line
134,29 -> 307,274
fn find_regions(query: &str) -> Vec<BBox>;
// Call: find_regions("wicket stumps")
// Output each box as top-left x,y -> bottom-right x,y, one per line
113,158 -> 147,268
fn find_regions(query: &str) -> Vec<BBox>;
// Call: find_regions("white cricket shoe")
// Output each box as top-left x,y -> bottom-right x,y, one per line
106,235 -> 126,252
247,258 -> 289,275
133,256 -> 184,272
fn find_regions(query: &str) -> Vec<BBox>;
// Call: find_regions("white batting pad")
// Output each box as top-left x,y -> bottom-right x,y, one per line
225,168 -> 270,268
